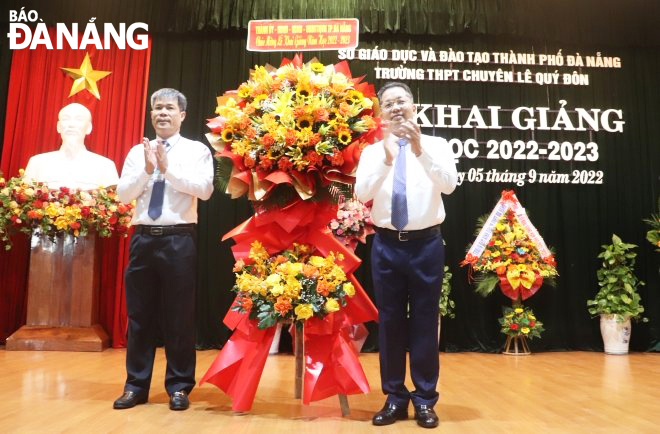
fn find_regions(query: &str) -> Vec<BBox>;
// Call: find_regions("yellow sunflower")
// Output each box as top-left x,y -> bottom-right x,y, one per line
344,89 -> 364,105
296,82 -> 313,98
296,115 -> 314,130
221,128 -> 235,142
337,129 -> 352,145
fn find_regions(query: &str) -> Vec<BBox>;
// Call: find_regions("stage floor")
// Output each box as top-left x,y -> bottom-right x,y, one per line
1,348 -> 658,433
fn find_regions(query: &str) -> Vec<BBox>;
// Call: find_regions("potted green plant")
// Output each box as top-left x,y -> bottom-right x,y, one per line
440,265 -> 456,319
438,265 -> 455,342
587,234 -> 646,354
643,198 -> 660,253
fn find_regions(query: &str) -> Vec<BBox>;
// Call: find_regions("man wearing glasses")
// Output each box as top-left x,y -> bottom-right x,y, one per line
356,81 -> 457,428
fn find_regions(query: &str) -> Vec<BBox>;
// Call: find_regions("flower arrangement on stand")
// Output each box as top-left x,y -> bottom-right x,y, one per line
328,198 -> 374,250
499,306 -> 544,354
462,190 -> 557,354
0,171 -> 133,249
199,55 -> 380,413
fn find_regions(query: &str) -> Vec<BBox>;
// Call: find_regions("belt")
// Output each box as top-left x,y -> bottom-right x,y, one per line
133,224 -> 196,236
375,224 -> 442,242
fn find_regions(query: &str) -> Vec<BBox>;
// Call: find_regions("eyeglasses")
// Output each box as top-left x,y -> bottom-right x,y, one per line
381,98 -> 411,111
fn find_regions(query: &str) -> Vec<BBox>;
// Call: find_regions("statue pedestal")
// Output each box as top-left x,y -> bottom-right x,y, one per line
6,232 -> 109,351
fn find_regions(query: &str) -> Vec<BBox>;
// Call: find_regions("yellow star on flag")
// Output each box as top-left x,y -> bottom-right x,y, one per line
61,53 -> 111,100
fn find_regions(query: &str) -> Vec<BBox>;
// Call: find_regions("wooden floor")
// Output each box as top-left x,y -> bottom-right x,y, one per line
1,348 -> 659,433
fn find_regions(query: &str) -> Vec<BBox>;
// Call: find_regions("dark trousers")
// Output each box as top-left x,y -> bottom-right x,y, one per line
124,232 -> 197,396
371,232 -> 444,408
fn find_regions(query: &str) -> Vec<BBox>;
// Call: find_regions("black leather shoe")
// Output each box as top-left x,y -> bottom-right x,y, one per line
372,402 -> 408,426
414,404 -> 439,428
169,390 -> 190,411
113,391 -> 147,409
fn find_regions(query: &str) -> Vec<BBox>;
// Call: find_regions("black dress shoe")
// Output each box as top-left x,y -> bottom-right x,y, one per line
113,391 -> 148,409
372,402 -> 408,426
169,390 -> 190,411
414,404 -> 439,428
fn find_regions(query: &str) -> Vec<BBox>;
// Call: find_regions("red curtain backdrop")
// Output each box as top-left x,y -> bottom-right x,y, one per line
0,29 -> 151,347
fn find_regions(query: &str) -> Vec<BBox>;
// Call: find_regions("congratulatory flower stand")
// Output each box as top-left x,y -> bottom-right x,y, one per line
1,175 -> 132,351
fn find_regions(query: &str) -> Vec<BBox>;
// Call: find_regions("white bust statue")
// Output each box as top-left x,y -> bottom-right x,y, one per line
23,103 -> 119,190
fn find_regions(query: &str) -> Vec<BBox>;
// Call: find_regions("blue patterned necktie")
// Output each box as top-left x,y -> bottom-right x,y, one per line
147,140 -> 168,220
391,138 -> 408,230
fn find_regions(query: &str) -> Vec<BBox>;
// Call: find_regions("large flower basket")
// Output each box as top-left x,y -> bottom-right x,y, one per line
199,56 -> 380,413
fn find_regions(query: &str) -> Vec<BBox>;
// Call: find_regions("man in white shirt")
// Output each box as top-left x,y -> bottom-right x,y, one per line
113,88 -> 214,411
23,103 -> 119,190
356,82 -> 457,428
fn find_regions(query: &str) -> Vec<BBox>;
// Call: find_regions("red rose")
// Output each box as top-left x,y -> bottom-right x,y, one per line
329,151 -> 344,166
69,222 -> 81,230
243,155 -> 256,168
15,193 -> 27,204
108,216 -> 118,224
510,324 -> 519,331
81,207 -> 91,218
261,134 -> 275,148
529,321 -> 536,328
278,157 -> 293,172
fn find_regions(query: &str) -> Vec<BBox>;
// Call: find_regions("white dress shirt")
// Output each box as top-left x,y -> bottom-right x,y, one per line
355,134 -> 457,230
117,134 -> 214,225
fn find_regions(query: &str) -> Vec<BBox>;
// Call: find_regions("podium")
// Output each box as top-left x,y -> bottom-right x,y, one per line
6,232 -> 109,351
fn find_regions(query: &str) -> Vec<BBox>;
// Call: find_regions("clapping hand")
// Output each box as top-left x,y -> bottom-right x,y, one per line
155,141 -> 168,174
393,119 -> 422,157
143,137 -> 157,174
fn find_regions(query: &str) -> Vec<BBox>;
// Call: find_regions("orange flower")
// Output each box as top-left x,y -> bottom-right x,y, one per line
338,102 -> 352,116
275,255 -> 287,264
261,133 -> 275,148
316,279 -> 333,296
274,297 -> 292,316
329,151 -> 344,166
233,259 -> 245,272
496,265 -> 507,275
308,133 -> 321,146
285,129 -> 298,146
302,264 -> 319,278
313,108 -> 329,122
241,297 -> 253,312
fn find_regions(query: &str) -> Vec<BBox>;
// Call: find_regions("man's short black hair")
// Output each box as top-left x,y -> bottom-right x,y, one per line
377,81 -> 414,102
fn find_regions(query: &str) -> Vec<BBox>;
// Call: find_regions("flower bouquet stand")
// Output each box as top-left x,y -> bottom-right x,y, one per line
1,180 -> 133,351
199,56 -> 380,414
462,190 -> 556,355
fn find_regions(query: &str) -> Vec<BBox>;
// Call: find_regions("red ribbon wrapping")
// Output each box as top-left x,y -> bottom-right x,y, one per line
498,273 -> 544,301
302,310 -> 369,404
201,199 -> 378,412
199,310 -> 276,412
